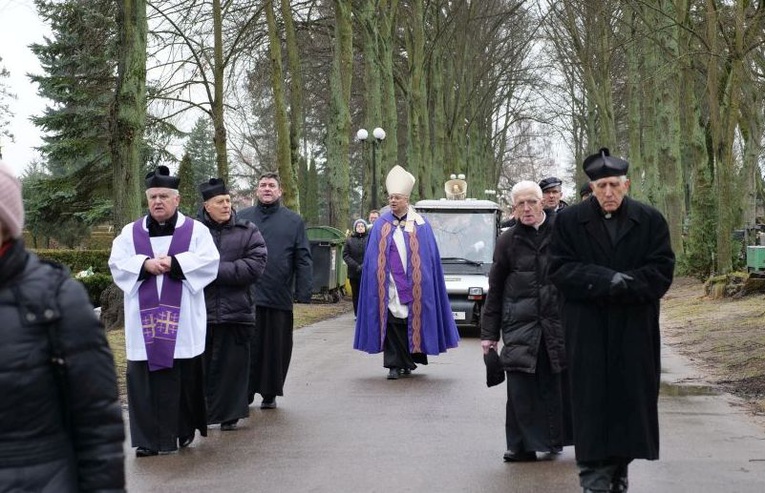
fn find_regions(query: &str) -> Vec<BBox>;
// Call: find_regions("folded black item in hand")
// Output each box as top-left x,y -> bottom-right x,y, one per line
484,348 -> 505,387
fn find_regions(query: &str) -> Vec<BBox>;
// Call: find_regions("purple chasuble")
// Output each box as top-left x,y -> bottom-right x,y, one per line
132,217 -> 194,371
388,237 -> 413,304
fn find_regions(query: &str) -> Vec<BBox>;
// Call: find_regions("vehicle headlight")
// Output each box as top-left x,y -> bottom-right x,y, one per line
468,287 -> 484,300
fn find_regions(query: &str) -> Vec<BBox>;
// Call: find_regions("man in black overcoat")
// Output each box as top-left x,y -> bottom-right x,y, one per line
239,172 -> 312,409
548,148 -> 675,493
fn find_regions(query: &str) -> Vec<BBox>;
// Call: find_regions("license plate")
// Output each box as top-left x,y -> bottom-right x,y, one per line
453,311 -> 466,320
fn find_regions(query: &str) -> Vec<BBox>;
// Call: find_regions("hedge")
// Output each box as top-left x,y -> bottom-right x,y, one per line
78,273 -> 114,307
34,249 -> 113,307
34,249 -> 111,274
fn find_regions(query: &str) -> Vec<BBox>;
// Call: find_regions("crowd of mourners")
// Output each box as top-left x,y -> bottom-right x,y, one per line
0,145 -> 673,493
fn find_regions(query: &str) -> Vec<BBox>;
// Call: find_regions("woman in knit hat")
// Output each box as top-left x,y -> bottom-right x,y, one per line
343,218 -> 368,316
0,161 -> 125,491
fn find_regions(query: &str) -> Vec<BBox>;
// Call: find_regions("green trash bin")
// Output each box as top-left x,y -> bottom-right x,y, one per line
306,226 -> 347,302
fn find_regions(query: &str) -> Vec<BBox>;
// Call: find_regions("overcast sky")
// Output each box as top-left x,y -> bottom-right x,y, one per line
0,0 -> 48,176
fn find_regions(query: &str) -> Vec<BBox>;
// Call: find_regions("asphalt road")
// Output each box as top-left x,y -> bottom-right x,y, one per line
124,312 -> 765,492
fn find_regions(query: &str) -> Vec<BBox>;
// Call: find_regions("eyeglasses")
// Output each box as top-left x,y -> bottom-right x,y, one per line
387,194 -> 407,201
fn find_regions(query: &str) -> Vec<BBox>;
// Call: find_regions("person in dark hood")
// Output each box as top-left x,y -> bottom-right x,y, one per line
238,172 -> 312,409
198,178 -> 267,431
343,218 -> 368,316
0,160 -> 125,490
548,148 -> 675,493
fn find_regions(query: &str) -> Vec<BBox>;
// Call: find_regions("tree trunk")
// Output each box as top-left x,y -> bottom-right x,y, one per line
110,0 -> 146,229
280,0 -> 304,213
326,0 -> 353,229
265,0 -> 298,210
211,0 -> 228,183
356,0 -> 383,214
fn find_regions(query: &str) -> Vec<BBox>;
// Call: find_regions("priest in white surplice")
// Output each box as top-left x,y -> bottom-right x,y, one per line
109,165 -> 219,457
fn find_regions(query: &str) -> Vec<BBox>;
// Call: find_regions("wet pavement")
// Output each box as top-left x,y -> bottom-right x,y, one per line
124,312 -> 765,492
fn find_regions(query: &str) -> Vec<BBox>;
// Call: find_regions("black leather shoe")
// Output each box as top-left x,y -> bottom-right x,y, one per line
136,447 -> 158,457
503,450 -> 537,462
610,475 -> 628,492
400,368 -> 412,376
387,368 -> 399,380
220,420 -> 238,431
179,434 -> 195,448
261,395 -> 277,409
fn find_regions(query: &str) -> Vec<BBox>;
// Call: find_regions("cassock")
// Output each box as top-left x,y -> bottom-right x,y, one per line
109,211 -> 219,452
353,208 -> 459,360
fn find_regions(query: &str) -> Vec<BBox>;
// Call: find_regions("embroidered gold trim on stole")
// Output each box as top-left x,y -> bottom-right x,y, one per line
377,222 -> 392,347
409,227 -> 422,352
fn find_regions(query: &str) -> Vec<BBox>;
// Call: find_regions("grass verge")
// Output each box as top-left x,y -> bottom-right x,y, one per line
661,277 -> 765,415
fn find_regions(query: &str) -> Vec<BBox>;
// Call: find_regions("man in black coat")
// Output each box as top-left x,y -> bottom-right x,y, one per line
198,178 -> 267,430
238,172 -> 312,409
548,148 -> 675,493
481,180 -> 571,463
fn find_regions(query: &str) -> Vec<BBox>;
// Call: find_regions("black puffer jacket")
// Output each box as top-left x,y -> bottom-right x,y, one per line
200,210 -> 268,325
0,239 -> 125,492
238,200 -> 312,310
343,231 -> 367,280
481,215 -> 566,374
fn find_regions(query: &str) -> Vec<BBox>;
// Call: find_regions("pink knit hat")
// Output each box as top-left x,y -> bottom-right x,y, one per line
0,161 -> 24,239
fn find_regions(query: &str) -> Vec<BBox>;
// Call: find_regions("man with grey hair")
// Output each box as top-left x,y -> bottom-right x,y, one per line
481,180 -> 571,462
549,148 -> 675,492
109,165 -> 220,457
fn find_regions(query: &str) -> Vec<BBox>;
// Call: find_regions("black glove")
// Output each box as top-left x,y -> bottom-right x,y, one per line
609,272 -> 634,296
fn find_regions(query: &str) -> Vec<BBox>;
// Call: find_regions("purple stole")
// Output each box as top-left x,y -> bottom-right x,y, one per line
388,236 -> 413,304
132,217 -> 194,371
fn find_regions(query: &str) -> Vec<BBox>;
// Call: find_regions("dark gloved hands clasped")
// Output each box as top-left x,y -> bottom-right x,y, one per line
609,272 -> 634,296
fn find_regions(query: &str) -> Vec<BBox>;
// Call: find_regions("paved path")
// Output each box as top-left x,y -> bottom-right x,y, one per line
124,312 -> 765,492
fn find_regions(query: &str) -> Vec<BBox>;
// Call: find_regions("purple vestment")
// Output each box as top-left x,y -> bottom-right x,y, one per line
353,209 -> 459,355
133,218 -> 193,371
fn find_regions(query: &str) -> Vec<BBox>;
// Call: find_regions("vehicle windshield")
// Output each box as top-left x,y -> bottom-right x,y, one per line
423,211 -> 497,264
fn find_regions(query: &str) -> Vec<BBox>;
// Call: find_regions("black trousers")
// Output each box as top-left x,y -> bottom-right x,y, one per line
349,277 -> 361,316
204,323 -> 251,424
577,458 -> 632,491
126,356 -> 207,451
383,311 -> 428,370
248,306 -> 293,401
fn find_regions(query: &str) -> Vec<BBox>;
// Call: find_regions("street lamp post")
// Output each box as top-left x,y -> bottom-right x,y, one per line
356,127 -> 386,211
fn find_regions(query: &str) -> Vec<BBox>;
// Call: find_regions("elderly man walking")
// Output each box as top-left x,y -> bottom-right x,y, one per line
481,180 -> 571,463
353,165 -> 460,379
548,148 -> 675,493
109,166 -> 220,457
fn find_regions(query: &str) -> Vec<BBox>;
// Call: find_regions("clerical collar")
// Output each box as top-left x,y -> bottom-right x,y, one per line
589,197 -> 624,220
147,210 -> 179,237
601,205 -> 623,220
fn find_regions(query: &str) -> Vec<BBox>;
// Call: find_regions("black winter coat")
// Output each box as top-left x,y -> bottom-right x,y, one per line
481,215 -> 566,374
201,210 -> 268,325
0,240 -> 125,492
342,233 -> 367,280
548,196 -> 675,462
238,200 -> 312,310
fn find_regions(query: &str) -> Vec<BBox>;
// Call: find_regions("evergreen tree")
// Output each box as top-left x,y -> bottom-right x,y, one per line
25,0 -> 118,233
30,0 -> 117,178
183,117 -> 218,188
177,153 -> 198,217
